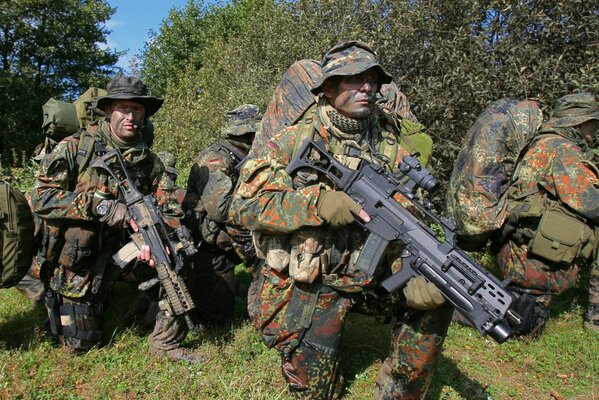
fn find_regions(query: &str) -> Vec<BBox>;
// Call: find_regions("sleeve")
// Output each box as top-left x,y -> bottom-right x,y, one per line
29,137 -> 96,222
549,144 -> 599,222
150,154 -> 184,229
231,127 -> 325,234
194,150 -> 234,223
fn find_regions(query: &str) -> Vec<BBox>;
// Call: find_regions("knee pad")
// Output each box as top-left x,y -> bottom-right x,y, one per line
53,298 -> 104,352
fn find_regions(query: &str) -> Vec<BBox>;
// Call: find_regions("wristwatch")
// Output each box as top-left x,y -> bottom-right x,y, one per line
95,200 -> 111,217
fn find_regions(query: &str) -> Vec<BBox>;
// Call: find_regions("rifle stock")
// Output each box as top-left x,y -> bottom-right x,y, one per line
286,139 -> 521,343
91,149 -> 197,329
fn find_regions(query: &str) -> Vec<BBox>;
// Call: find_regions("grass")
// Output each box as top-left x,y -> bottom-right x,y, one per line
0,273 -> 596,400
1,168 -> 597,399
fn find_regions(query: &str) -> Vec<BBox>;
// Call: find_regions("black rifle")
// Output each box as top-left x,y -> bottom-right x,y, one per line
286,139 -> 521,343
91,149 -> 197,329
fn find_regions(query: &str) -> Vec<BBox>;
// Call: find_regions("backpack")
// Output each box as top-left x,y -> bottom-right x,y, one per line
38,87 -> 108,160
445,98 -> 544,250
249,59 -> 322,157
0,180 -> 35,288
250,58 -> 432,164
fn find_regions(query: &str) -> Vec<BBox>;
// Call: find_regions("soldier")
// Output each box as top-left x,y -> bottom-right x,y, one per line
28,76 -> 199,360
231,41 -> 451,399
185,105 -> 260,325
496,92 -> 599,336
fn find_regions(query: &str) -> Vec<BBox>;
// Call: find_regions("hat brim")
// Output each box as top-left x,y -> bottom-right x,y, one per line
223,121 -> 260,136
549,114 -> 599,128
95,94 -> 164,117
311,64 -> 392,95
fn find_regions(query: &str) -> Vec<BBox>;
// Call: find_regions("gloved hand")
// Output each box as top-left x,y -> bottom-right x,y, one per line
316,190 -> 362,228
403,276 -> 446,310
95,199 -> 131,229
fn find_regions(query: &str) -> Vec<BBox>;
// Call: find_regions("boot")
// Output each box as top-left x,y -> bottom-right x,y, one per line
585,304 -> 599,333
585,263 -> 599,333
148,310 -> 203,364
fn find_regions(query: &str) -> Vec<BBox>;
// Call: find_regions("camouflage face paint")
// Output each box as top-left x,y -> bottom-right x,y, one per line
323,69 -> 379,119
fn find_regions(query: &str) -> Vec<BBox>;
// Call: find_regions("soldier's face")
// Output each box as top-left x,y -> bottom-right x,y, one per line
579,119 -> 599,145
107,100 -> 146,141
323,69 -> 379,119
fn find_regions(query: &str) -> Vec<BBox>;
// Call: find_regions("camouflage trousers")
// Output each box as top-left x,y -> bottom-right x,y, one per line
249,266 -> 452,399
496,240 -> 579,299
586,262 -> 599,331
187,244 -> 237,325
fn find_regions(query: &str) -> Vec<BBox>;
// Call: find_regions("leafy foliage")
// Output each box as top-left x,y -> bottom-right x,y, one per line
0,0 -> 119,166
142,0 -> 598,197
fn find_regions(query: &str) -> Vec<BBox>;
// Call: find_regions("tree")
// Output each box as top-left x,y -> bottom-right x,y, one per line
0,0 -> 119,165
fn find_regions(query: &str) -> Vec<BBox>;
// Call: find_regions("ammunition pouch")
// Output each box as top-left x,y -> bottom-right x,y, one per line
57,225 -> 97,270
253,232 -> 290,272
503,194 -> 596,265
39,223 -> 65,264
289,228 -> 327,284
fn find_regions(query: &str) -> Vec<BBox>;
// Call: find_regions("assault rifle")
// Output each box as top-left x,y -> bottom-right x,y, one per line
91,149 -> 197,329
286,139 -> 522,343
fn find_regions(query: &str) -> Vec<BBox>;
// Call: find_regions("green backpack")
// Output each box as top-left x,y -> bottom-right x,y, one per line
38,87 -> 108,159
0,181 -> 35,288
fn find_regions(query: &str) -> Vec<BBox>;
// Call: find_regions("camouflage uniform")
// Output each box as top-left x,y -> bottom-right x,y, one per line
495,93 -> 599,335
185,105 -> 260,324
28,77 -> 187,353
231,42 -> 451,399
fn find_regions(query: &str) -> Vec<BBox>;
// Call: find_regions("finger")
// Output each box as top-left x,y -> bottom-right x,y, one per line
358,209 -> 370,223
143,245 -> 151,261
129,218 -> 139,232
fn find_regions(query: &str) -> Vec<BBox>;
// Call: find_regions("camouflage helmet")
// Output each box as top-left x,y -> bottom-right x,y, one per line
222,104 -> 262,136
157,151 -> 177,176
547,92 -> 599,128
311,41 -> 392,95
94,76 -> 164,117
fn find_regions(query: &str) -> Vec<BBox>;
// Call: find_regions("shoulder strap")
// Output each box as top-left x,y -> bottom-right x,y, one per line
75,123 -> 106,177
292,104 -> 319,158
216,141 -> 246,164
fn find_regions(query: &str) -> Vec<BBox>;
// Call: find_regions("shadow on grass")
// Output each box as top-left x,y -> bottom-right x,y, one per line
0,297 -> 47,350
340,313 -> 491,399
427,354 -> 492,399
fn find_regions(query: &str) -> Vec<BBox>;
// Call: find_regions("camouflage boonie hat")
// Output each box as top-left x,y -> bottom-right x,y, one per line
311,41 -> 392,95
157,151 -> 177,175
547,92 -> 599,128
94,76 -> 164,117
222,104 -> 262,136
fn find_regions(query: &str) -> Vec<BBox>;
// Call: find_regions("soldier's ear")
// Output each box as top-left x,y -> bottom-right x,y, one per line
322,80 -> 335,102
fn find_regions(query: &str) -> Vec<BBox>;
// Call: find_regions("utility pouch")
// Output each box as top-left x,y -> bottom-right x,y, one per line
289,228 -> 326,284
253,232 -> 290,272
41,223 -> 65,264
528,199 -> 592,264
58,225 -> 96,270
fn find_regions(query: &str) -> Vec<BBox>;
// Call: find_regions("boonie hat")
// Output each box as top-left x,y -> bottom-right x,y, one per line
222,104 -> 262,136
311,41 -> 392,95
94,76 -> 164,117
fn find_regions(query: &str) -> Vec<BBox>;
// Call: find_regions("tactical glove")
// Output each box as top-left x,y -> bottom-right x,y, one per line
316,190 -> 362,228
95,199 -> 131,229
403,276 -> 446,310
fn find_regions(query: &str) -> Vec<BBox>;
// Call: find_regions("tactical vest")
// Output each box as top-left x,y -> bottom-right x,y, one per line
291,104 -> 432,171
257,105 -> 428,290
35,122 -> 157,282
502,134 -> 599,265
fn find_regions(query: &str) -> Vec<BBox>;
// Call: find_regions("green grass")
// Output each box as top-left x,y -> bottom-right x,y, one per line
1,168 -> 597,399
0,276 -> 596,400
